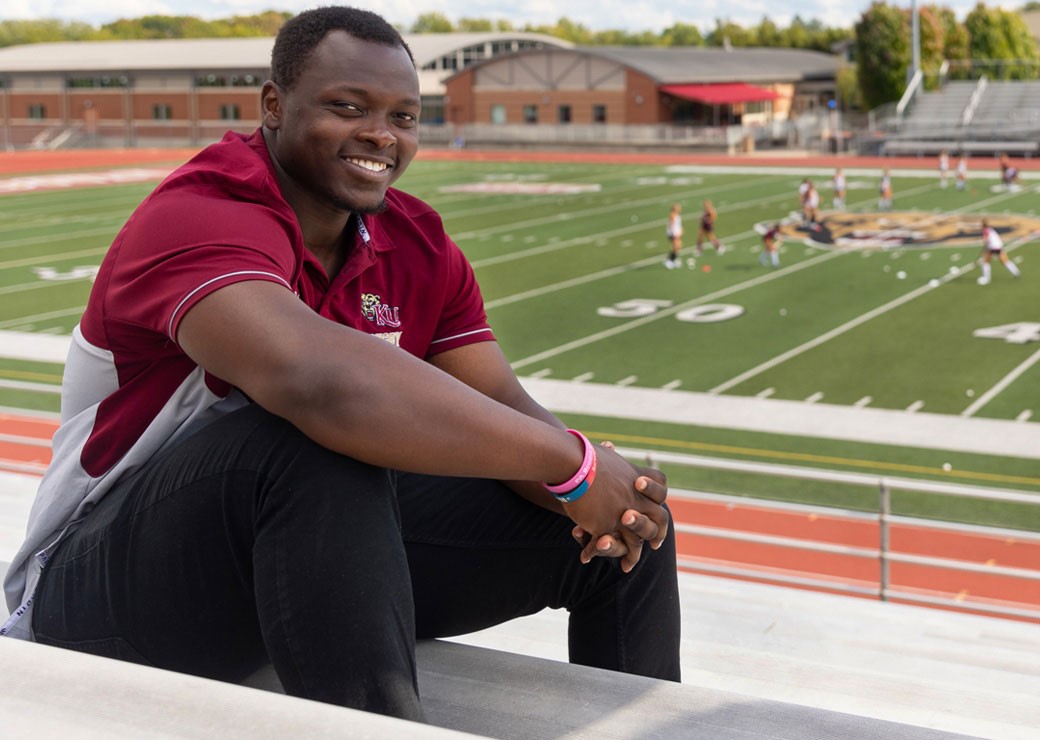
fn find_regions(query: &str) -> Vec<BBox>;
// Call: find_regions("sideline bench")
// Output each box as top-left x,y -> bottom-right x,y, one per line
1,560 -> 972,739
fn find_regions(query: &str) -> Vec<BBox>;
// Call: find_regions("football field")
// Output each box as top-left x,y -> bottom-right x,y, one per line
1,151 -> 1038,531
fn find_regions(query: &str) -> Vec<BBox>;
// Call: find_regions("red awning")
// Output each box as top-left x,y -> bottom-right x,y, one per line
660,83 -> 779,105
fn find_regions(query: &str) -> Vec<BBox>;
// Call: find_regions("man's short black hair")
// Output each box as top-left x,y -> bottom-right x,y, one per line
271,6 -> 414,90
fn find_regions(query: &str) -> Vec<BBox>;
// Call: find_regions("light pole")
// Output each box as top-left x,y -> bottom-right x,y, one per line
909,0 -> 921,83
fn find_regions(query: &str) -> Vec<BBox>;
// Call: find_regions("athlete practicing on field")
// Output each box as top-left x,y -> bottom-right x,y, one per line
664,202 -> 684,269
977,219 -> 1021,285
878,168 -> 893,210
694,199 -> 724,256
759,223 -> 782,268
802,180 -> 820,225
832,168 -> 846,210
2,6 -> 680,723
955,153 -> 968,191
999,153 -> 1021,191
938,150 -> 950,189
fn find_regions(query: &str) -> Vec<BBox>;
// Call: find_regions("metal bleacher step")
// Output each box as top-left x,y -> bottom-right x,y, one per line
0,558 -> 980,740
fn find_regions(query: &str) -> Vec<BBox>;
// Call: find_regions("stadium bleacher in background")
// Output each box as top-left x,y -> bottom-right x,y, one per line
877,78 -> 1040,158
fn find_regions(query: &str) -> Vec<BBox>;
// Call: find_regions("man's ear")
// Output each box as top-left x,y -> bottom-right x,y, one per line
260,81 -> 282,130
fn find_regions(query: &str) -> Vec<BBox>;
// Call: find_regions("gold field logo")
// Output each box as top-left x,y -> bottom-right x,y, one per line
772,212 -> 1040,249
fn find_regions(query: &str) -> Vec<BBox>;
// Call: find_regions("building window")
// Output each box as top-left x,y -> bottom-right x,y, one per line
490,104 -> 506,125
28,104 -> 46,119
421,98 -> 444,125
68,76 -> 128,88
219,103 -> 240,121
558,105 -> 572,124
592,104 -> 607,124
523,104 -> 538,124
152,104 -> 173,121
195,73 -> 261,87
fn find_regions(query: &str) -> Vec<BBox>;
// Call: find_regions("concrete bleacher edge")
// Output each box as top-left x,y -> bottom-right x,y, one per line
0,559 -> 978,739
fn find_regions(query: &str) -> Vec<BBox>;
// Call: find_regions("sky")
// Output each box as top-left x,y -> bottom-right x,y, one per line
0,0 -> 1008,34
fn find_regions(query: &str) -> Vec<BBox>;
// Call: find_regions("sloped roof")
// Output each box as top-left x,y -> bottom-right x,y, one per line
405,32 -> 572,62
0,32 -> 572,74
582,46 -> 841,84
0,38 -> 275,73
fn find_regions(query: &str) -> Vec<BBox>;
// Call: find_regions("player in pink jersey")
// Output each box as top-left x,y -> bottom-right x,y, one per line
5,7 -> 679,722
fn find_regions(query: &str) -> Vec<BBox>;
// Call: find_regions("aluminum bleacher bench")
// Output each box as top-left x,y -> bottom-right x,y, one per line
0,559 -> 974,739
881,140 -> 1040,157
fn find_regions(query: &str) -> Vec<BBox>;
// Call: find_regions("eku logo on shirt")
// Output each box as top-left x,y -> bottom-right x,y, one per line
361,293 -> 401,328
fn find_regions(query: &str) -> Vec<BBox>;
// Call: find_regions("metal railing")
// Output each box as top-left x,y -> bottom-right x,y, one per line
618,446 -> 1040,622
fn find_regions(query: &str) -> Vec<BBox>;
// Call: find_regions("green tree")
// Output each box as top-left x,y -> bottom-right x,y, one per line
998,7 -> 1040,78
660,22 -> 703,47
855,2 -> 910,108
916,6 -> 947,88
410,12 -> 454,33
780,16 -> 812,48
964,3 -> 1040,79
930,5 -> 971,78
457,18 -> 493,32
835,64 -> 864,110
754,18 -> 782,47
706,19 -> 753,47
0,19 -> 97,46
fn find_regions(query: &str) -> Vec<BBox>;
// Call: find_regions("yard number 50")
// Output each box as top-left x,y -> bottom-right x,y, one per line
597,299 -> 744,323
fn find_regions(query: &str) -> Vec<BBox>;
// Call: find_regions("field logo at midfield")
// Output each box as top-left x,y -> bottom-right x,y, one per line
765,211 -> 1040,249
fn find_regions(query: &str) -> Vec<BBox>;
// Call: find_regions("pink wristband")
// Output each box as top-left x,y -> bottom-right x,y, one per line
543,430 -> 596,498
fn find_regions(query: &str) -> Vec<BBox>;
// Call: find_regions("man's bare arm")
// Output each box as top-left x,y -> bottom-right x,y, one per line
177,280 -> 667,550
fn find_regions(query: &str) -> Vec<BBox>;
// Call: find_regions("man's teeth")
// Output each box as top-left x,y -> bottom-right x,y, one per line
348,158 -> 388,172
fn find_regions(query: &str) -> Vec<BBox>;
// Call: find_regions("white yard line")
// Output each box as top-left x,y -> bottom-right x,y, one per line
509,250 -> 840,369
708,274 -> 956,394
961,347 -> 1040,418
0,307 -> 85,331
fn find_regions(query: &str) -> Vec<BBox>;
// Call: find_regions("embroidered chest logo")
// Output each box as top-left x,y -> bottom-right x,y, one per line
361,292 -> 401,328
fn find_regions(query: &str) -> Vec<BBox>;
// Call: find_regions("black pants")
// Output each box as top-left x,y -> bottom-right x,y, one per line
33,404 -> 681,720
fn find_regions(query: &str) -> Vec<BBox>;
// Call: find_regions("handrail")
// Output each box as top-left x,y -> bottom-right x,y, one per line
621,446 -> 1040,623
618,447 -> 1040,504
961,75 -> 988,126
896,69 -> 923,119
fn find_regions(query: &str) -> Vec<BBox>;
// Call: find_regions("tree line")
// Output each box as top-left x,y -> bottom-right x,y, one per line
0,4 -> 1037,111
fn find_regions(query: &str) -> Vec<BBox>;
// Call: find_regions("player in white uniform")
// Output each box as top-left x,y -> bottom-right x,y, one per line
977,219 -> 1021,285
955,154 -> 968,191
938,150 -> 950,189
832,168 -> 846,210
798,178 -> 811,220
664,202 -> 683,269
878,169 -> 893,210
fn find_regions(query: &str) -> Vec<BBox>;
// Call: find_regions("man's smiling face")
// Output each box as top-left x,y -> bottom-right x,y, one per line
262,31 -> 420,215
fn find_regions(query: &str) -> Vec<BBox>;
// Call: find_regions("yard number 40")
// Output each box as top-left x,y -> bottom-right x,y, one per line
972,322 -> 1040,344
